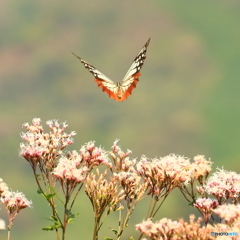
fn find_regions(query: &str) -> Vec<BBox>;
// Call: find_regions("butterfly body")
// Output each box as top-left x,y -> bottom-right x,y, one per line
72,38 -> 150,101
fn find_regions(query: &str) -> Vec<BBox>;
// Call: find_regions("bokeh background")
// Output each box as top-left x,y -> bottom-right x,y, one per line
1,0 -> 240,239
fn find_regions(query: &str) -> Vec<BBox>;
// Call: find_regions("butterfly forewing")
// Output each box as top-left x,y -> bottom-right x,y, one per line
116,39 -> 150,101
72,53 -> 113,83
72,38 -> 150,101
72,53 -> 119,98
122,38 -> 150,83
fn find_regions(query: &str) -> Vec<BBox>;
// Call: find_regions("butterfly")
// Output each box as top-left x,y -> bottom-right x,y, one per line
72,38 -> 150,101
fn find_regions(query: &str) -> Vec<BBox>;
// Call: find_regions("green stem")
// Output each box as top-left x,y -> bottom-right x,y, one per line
93,217 -> 100,240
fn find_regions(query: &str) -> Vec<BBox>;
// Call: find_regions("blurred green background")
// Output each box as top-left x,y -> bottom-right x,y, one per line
0,0 -> 240,239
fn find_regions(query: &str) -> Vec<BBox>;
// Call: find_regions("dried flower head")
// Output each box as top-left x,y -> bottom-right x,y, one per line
136,154 -> 193,200
85,170 -> 125,219
114,171 -> 147,205
110,139 -> 135,172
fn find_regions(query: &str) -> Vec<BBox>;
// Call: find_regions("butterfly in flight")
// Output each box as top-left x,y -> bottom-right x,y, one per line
72,38 -> 150,101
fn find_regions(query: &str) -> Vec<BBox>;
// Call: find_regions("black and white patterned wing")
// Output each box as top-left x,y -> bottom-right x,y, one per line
72,52 -> 120,100
118,38 -> 151,101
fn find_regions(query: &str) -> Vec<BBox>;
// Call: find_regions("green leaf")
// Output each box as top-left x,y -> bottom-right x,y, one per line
110,228 -> 118,235
42,216 -> 62,231
48,185 -> 64,204
42,224 -> 61,231
46,193 -> 56,200
37,189 -> 44,196
37,189 -> 55,200
65,209 -> 79,223
37,187 -> 56,201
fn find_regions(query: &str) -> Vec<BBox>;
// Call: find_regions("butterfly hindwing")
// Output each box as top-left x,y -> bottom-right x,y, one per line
72,38 -> 150,101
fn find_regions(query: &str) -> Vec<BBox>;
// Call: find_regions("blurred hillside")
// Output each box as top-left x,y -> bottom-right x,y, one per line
0,0 -> 240,239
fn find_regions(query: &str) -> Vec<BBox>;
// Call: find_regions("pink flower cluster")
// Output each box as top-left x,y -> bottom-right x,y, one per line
136,154 -> 212,200
194,198 -> 219,224
0,178 -> 32,229
21,119 -> 238,240
52,141 -> 111,187
136,215 -> 215,240
214,204 -> 240,226
204,168 -> 240,204
80,141 -> 111,169
52,156 -> 88,184
136,218 -> 179,240
20,118 -> 76,169
1,191 -> 32,212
